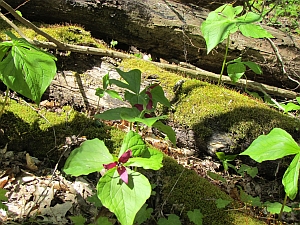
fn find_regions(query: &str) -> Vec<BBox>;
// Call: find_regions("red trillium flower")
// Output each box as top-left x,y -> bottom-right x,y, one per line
103,150 -> 132,184
134,83 -> 159,118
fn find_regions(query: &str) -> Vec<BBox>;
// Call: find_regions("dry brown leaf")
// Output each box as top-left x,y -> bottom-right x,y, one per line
26,153 -> 38,171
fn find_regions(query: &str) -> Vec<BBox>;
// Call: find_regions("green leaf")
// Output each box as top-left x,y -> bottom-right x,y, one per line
102,73 -> 110,89
239,23 -> 274,38
207,171 -> 226,183
243,61 -> 262,74
119,131 -> 147,157
201,5 -> 239,53
115,68 -> 141,94
153,121 -> 176,146
296,97 -> 300,105
151,85 -> 171,107
127,148 -> 163,170
237,164 -> 258,178
0,188 -> 8,210
122,115 -> 168,127
97,168 -> 151,225
264,201 -> 291,214
215,198 -> 232,209
236,11 -> 262,24
94,107 -> 140,121
240,189 -> 262,207
158,214 -> 182,225
283,102 -> 300,113
134,204 -> 153,225
282,153 -> 300,200
87,193 -> 103,208
227,62 -> 246,83
63,139 -> 114,176
16,10 -> 22,17
95,217 -> 113,225
240,128 -> 300,162
95,88 -> 105,98
187,209 -> 203,225
105,89 -> 123,100
69,215 -> 86,225
0,32 -> 57,104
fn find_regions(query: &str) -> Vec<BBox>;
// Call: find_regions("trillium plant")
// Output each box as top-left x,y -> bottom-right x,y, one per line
64,130 -> 163,225
95,68 -> 176,145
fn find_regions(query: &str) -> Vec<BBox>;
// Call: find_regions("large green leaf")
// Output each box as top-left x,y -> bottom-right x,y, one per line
97,168 -> 151,225
63,139 -> 114,176
240,128 -> 300,162
115,68 -> 141,94
201,4 -> 270,54
201,4 -> 239,53
119,131 -> 147,157
282,153 -> 300,200
0,33 -> 57,104
126,147 -> 163,170
94,107 -> 140,121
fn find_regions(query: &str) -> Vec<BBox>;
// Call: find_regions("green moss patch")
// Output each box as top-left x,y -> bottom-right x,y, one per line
0,98 -> 124,159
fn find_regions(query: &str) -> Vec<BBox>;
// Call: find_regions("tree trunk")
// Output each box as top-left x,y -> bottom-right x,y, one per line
5,0 -> 300,91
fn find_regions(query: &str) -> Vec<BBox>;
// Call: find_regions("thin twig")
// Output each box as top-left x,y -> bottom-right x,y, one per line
0,11 -> 27,39
0,0 -> 65,48
267,37 -> 300,90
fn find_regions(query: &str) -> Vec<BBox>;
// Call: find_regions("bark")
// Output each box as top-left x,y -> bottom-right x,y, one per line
4,0 -> 300,92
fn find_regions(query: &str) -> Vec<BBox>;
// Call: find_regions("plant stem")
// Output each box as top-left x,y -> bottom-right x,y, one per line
219,36 -> 230,85
0,88 -> 9,118
279,193 -> 288,221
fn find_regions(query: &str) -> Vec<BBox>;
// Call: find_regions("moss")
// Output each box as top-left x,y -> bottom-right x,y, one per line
160,156 -> 264,224
0,98 -> 124,159
0,20 -> 107,49
121,58 -> 300,150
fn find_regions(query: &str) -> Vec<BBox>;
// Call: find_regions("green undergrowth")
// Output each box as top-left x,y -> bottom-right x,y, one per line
159,156 -> 265,224
120,58 -> 300,152
0,98 -> 125,159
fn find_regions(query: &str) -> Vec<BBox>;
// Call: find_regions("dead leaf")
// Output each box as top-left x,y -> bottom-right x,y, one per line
26,153 -> 38,171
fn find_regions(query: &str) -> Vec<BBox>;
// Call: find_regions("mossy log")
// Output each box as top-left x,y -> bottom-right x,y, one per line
4,0 -> 300,92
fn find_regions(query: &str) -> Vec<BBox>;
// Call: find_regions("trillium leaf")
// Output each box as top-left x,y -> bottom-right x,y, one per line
239,24 -> 274,38
282,153 -> 300,200
240,128 -> 300,162
153,121 -> 176,146
243,61 -> 262,74
115,68 -> 141,94
63,139 -> 114,176
119,131 -> 147,157
227,62 -> 246,83
94,107 -> 140,121
121,115 -> 168,127
0,32 -> 57,105
127,148 -> 163,170
97,168 -> 151,225
151,85 -> 171,107
105,89 -> 123,100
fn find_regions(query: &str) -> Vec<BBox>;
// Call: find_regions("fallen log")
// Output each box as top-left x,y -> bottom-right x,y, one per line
3,0 -> 300,92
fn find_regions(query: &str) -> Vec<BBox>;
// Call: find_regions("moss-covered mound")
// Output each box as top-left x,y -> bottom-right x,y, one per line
120,58 -> 300,153
0,99 -> 125,159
